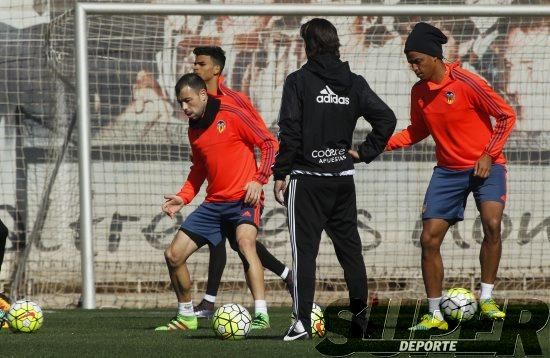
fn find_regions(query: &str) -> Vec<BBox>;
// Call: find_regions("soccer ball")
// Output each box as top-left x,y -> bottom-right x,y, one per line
311,303 -> 326,337
0,293 -> 11,313
0,293 -> 11,328
6,299 -> 44,333
440,288 -> 478,322
290,302 -> 326,337
212,303 -> 251,340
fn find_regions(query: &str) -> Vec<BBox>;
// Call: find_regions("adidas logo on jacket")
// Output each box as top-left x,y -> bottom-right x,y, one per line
316,85 -> 350,105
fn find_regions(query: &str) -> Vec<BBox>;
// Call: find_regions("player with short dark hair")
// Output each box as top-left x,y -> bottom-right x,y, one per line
191,46 -> 293,319
273,18 -> 397,341
155,73 -> 278,331
385,22 -> 516,331
193,46 -> 226,72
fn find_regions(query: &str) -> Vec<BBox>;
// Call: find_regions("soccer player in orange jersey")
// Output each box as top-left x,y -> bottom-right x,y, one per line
383,22 -> 516,331
155,73 -> 278,331
189,47 -> 292,319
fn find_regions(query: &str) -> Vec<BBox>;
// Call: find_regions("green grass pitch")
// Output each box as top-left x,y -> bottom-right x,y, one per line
1,305 -> 548,357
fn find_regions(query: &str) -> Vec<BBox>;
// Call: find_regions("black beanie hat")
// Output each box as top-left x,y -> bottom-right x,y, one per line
404,22 -> 448,59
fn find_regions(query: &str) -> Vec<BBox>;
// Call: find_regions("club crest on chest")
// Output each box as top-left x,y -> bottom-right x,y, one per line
445,91 -> 455,104
217,120 -> 226,133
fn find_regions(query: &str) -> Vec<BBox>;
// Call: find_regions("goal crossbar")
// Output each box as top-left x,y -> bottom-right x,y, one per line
75,2 -> 550,309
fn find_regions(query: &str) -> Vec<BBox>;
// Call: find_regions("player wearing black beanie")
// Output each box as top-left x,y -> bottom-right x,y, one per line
404,22 -> 448,59
388,21 -> 515,331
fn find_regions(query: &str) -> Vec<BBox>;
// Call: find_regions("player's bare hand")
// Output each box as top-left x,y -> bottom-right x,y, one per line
244,181 -> 263,206
474,153 -> 492,178
274,180 -> 287,206
348,149 -> 361,163
162,194 -> 184,219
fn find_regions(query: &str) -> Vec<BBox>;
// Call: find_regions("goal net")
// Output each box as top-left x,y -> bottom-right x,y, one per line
1,0 -> 549,308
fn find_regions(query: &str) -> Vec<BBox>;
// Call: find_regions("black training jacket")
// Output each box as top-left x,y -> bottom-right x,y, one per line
272,53 -> 397,180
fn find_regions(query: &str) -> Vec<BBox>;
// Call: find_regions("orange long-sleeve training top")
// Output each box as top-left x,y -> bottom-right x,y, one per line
386,63 -> 516,169
177,98 -> 278,204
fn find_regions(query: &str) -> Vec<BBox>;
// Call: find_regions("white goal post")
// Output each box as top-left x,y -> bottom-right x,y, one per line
73,3 -> 550,309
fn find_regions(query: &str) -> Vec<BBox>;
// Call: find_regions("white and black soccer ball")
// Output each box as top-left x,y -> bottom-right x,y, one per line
211,303 -> 251,340
440,288 -> 478,321
7,299 -> 44,333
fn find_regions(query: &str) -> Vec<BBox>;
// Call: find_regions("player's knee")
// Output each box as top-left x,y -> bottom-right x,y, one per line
420,233 -> 441,252
483,218 -> 502,240
164,247 -> 184,267
237,239 -> 255,254
163,248 -> 175,266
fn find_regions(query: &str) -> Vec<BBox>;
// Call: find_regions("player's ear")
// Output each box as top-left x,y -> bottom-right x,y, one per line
213,64 -> 221,76
199,88 -> 208,102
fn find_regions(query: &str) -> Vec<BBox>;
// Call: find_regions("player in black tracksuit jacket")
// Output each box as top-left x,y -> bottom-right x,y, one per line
272,18 -> 397,341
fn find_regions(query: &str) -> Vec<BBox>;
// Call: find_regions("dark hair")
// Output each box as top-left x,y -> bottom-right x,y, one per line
193,46 -> 226,72
175,73 -> 206,97
300,18 -> 340,59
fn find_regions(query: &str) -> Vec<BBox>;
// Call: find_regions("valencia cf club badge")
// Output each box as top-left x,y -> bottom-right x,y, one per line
216,120 -> 226,133
445,91 -> 455,104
